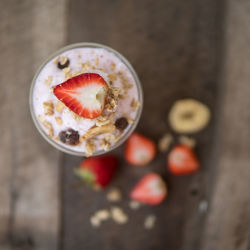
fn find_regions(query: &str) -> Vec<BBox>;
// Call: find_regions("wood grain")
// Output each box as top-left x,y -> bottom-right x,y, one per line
0,0 -> 68,249
200,1 -> 250,249
62,0 -> 223,249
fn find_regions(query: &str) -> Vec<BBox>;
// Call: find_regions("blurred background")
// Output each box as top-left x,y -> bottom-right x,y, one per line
1,0 -> 250,249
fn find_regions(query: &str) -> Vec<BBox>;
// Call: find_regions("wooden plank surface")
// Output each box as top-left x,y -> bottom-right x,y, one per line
0,0 -> 68,249
200,1 -> 250,250
62,0 -> 223,249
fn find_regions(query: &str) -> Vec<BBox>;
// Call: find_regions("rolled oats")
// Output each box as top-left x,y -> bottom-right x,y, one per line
44,76 -> 53,85
85,140 -> 96,157
43,101 -> 54,116
111,207 -> 128,224
158,133 -> 173,152
129,201 -> 141,210
82,124 -> 116,140
107,188 -> 122,202
55,117 -> 63,126
144,215 -> 156,229
95,209 -> 110,221
179,135 -> 196,148
38,115 -> 54,137
55,101 -> 65,113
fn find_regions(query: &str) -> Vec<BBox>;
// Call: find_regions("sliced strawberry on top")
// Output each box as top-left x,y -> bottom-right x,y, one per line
125,132 -> 156,166
53,73 -> 108,119
74,155 -> 118,188
130,173 -> 167,205
168,145 -> 200,175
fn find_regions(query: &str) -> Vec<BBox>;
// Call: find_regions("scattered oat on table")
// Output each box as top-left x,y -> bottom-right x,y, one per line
158,133 -> 173,152
129,200 -> 141,210
179,135 -> 196,148
111,206 -> 128,224
90,216 -> 101,227
144,215 -> 156,230
95,209 -> 110,221
107,188 -> 122,202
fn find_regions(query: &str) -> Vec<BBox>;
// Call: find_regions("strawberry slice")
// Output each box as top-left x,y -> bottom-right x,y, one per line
125,132 -> 156,166
75,155 -> 118,188
130,173 -> 167,205
53,73 -> 108,119
167,145 -> 200,175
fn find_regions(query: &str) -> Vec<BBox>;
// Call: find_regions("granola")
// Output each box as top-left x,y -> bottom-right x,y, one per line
81,124 -> 116,140
43,101 -> 54,116
85,140 -> 96,156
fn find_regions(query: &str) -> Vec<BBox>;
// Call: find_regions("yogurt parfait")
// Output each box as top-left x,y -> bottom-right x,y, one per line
30,43 -> 143,156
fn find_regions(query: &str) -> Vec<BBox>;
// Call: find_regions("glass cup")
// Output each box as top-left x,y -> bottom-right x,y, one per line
29,42 -> 143,156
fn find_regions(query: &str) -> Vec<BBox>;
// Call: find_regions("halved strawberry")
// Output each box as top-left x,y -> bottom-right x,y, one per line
130,173 -> 167,205
53,73 -> 108,119
75,155 -> 118,188
125,132 -> 156,166
168,145 -> 200,175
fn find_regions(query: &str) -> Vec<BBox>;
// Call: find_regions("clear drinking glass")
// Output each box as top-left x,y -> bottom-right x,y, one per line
29,42 -> 143,156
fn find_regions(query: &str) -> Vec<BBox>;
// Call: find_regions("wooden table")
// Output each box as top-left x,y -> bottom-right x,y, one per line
1,0 -> 250,249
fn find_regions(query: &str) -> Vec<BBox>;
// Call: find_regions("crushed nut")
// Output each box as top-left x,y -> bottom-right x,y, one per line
108,73 -> 117,82
81,61 -> 91,72
96,116 -> 111,127
62,67 -> 71,74
127,118 -> 134,124
158,133 -> 173,152
179,135 -> 196,148
107,188 -> 122,202
111,63 -> 116,71
104,134 -> 116,143
144,215 -> 156,229
55,101 -> 64,113
130,98 -> 140,112
52,136 -> 59,141
82,124 -> 116,140
95,58 -> 99,66
55,117 -> 63,126
85,140 -> 96,157
111,207 -> 128,224
38,115 -> 54,137
72,112 -> 83,122
43,101 -> 54,116
72,71 -> 82,77
60,56 -> 68,65
100,139 -> 111,151
129,201 -> 141,210
44,76 -> 53,85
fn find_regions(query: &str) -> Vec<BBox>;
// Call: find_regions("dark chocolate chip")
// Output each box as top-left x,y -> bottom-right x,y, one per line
59,129 -> 79,145
115,117 -> 128,130
57,58 -> 70,70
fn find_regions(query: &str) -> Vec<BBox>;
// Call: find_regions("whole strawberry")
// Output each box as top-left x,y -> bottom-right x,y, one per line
125,132 -> 156,166
130,173 -> 167,205
168,145 -> 200,175
75,155 -> 118,188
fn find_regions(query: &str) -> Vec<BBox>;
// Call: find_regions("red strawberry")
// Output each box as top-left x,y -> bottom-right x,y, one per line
75,155 -> 118,188
130,173 -> 167,205
168,145 -> 200,175
53,73 -> 108,119
125,132 -> 156,166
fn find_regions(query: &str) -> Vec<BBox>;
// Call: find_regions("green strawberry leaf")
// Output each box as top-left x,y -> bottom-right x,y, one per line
74,168 -> 96,187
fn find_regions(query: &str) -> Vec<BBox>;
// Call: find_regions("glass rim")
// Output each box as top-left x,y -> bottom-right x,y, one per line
29,42 -> 143,156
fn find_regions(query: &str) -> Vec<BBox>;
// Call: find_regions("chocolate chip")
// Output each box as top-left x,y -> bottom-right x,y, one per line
57,58 -> 70,69
59,129 -> 79,145
115,117 -> 128,131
